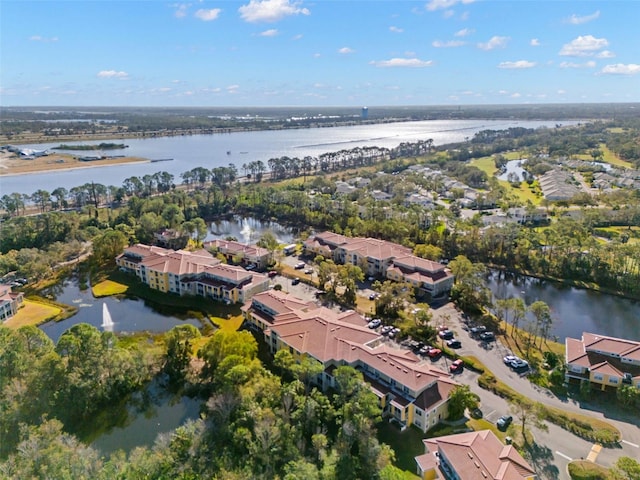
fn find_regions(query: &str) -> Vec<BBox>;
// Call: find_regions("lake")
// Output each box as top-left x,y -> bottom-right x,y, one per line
206,216 -> 297,244
486,270 -> 640,342
4,119 -> 576,195
39,279 -> 202,343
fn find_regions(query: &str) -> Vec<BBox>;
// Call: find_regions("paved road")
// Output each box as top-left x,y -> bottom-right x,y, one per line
431,302 -> 640,473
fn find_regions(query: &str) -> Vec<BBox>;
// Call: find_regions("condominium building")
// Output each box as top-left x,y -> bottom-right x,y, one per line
565,332 -> 640,391
116,244 -> 269,304
204,239 -> 271,270
415,430 -> 536,480
243,290 -> 458,432
303,232 -> 454,299
0,283 -> 24,322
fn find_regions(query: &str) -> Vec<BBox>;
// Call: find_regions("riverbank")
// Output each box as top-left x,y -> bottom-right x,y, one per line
0,151 -> 149,176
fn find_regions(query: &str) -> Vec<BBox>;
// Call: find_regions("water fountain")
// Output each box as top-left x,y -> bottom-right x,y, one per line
102,303 -> 115,331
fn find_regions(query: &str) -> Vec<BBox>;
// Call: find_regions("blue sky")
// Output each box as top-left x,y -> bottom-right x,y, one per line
1,0 -> 638,106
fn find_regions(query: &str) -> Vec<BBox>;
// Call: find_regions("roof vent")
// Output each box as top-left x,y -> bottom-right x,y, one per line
468,452 -> 474,459
474,461 -> 480,468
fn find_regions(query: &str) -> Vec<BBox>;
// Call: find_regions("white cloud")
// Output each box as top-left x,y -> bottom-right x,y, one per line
338,47 -> 354,54
369,57 -> 433,68
174,3 -> 189,18
226,84 -> 240,92
511,93 -> 522,98
557,89 -> 566,94
559,61 -> 596,68
498,90 -> 509,95
454,28 -> 474,37
477,36 -> 509,50
389,26 -> 404,33
259,29 -> 279,36
566,10 -> 600,25
600,64 -> 640,75
238,0 -> 309,23
530,38 -> 540,47
426,0 -> 475,11
596,50 -> 615,59
313,53 -> 321,58
432,40 -> 465,48
559,35 -> 608,56
293,34 -> 303,40
29,35 -> 58,42
97,70 -> 129,79
195,8 -> 221,21
442,9 -> 455,18
498,60 -> 536,69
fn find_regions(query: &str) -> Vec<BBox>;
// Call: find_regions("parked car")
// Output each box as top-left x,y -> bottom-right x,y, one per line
367,318 -> 381,329
304,268 -> 313,274
419,345 -> 432,356
479,331 -> 495,342
381,325 -> 394,335
497,415 -> 513,431
510,359 -> 529,370
291,277 -> 300,285
369,292 -> 377,300
447,339 -> 462,349
450,359 -> 464,373
470,408 -> 483,419
268,270 -> 278,278
438,330 -> 454,340
503,354 -> 520,365
412,342 -> 426,353
470,325 -> 487,335
294,262 -> 305,270
427,348 -> 442,358
388,327 -> 401,339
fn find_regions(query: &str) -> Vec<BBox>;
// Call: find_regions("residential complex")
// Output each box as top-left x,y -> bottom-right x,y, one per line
415,430 -> 536,480
303,232 -> 454,299
243,289 -> 458,432
116,244 -> 269,304
204,239 -> 271,270
565,332 -> 640,391
0,283 -> 24,322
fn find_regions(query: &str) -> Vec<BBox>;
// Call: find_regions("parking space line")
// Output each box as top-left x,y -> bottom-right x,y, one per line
622,440 -> 639,448
555,451 -> 572,461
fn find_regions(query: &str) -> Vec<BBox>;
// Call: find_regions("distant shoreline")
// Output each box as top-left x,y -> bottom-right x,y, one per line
0,153 -> 149,177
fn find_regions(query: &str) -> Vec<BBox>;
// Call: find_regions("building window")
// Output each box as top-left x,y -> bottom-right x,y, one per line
593,374 -> 604,381
609,377 -> 619,384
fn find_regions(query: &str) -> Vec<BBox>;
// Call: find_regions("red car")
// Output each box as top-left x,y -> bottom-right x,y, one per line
427,348 -> 442,358
450,359 -> 464,373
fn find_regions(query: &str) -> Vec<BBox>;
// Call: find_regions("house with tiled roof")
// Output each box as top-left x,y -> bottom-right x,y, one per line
565,332 -> 640,391
0,283 -> 24,322
116,244 -> 269,304
204,239 -> 271,270
415,430 -> 536,480
302,232 -> 453,299
243,290 -> 458,432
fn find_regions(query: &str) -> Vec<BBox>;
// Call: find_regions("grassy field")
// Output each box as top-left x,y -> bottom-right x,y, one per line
469,155 -> 542,205
575,144 -> 633,169
4,299 -> 61,328
92,279 -> 129,297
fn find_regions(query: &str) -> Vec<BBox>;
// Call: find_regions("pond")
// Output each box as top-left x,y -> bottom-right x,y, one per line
486,270 -> 640,342
206,216 -> 297,244
39,278 -> 202,343
497,158 -> 527,182
88,379 -> 202,455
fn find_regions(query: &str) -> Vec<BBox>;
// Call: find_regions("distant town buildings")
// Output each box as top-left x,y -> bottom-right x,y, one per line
116,244 -> 269,304
0,283 -> 24,322
204,239 -> 271,270
414,429 -> 536,480
565,332 -> 640,391
243,289 -> 458,432
303,232 -> 454,300
538,169 -> 583,201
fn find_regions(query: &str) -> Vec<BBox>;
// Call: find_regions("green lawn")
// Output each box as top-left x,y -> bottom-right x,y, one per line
92,279 -> 129,297
377,421 -> 425,475
4,299 -> 61,328
568,460 -> 609,480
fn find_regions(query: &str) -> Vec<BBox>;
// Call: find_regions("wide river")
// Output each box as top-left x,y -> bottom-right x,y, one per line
3,119 -> 576,195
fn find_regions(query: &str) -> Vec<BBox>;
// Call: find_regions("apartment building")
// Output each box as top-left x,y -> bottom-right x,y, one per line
243,290 -> 458,432
303,232 -> 454,299
415,430 -> 536,480
0,283 -> 24,322
116,244 -> 269,304
565,332 -> 640,391
204,239 -> 271,270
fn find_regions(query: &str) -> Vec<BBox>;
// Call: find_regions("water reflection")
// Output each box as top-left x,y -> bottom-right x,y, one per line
87,379 -> 201,454
206,216 -> 297,244
486,270 -> 640,341
39,279 -> 202,343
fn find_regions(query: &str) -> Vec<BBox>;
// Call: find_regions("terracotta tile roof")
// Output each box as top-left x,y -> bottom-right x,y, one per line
205,239 -> 269,258
567,333 -> 640,376
422,430 -> 536,480
121,243 -> 169,258
314,231 -> 350,246
140,249 -> 220,275
414,379 -> 458,411
250,290 -> 316,317
340,237 -> 411,260
415,452 -> 440,476
566,337 -> 586,363
393,255 -> 445,274
590,361 -> 624,377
